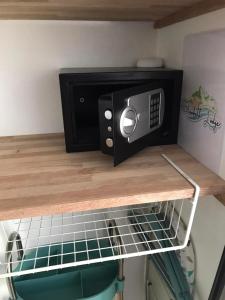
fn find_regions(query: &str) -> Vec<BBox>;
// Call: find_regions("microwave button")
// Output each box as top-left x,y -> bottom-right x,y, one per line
104,110 -> 112,120
107,126 -> 112,132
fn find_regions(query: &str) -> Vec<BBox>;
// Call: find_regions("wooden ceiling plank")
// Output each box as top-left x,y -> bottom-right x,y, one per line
1,1 -> 223,28
0,3 -> 177,11
0,1 -> 184,11
0,11 -> 159,22
47,0 -> 203,9
0,6 -> 173,21
0,0 -> 203,9
154,0 -> 225,28
0,0 -> 208,22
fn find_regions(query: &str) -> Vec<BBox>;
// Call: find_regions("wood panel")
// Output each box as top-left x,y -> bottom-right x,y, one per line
155,0 -> 225,28
214,194 -> 225,206
0,0 -> 210,23
0,133 -> 225,221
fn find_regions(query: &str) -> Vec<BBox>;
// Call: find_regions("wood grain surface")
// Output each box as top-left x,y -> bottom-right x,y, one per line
154,0 -> 225,28
0,133 -> 225,221
0,0 -> 217,26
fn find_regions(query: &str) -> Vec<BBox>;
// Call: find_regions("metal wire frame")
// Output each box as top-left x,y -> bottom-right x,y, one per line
6,232 -> 23,300
0,199 -> 192,279
4,222 -> 125,300
0,154 -> 200,279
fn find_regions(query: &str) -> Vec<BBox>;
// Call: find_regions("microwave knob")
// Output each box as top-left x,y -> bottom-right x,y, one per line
106,138 -> 113,148
104,110 -> 112,120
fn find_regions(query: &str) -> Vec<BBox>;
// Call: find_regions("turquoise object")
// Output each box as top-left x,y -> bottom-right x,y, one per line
13,239 -> 123,300
129,212 -> 192,300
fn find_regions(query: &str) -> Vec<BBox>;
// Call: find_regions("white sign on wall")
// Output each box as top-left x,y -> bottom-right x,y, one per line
179,29 -> 225,174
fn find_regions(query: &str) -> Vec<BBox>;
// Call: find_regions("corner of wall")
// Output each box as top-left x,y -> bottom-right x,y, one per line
155,8 -> 225,68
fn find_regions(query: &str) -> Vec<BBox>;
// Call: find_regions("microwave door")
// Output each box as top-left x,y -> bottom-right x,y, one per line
98,83 -> 166,166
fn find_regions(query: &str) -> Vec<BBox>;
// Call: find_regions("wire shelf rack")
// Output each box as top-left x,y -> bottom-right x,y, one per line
0,198 -> 195,279
0,154 -> 200,279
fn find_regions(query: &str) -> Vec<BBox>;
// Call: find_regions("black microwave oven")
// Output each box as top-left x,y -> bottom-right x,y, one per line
59,67 -> 183,166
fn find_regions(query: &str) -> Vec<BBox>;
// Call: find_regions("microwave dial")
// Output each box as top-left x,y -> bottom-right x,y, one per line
120,107 -> 137,138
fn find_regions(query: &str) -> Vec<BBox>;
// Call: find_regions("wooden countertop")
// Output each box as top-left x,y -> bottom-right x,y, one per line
0,133 -> 225,221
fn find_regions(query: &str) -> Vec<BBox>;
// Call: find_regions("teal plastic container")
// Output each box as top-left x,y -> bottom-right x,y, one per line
13,240 -> 124,300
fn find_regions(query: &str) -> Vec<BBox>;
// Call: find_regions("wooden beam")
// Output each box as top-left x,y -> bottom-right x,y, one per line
214,194 -> 225,206
0,0 -> 205,22
0,7 -> 160,21
0,3 -> 172,21
154,0 -> 225,29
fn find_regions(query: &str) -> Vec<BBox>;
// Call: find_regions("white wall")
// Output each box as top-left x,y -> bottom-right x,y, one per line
156,8 -> 225,69
0,20 -> 156,137
0,20 -> 156,300
190,196 -> 225,300
157,11 -> 225,300
1,15 -> 225,300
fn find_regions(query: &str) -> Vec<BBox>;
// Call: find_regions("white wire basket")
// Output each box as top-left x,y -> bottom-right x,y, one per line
0,155 -> 200,279
0,198 -> 196,279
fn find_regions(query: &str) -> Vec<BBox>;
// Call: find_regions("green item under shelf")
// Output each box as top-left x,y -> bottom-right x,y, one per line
13,240 -> 123,300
